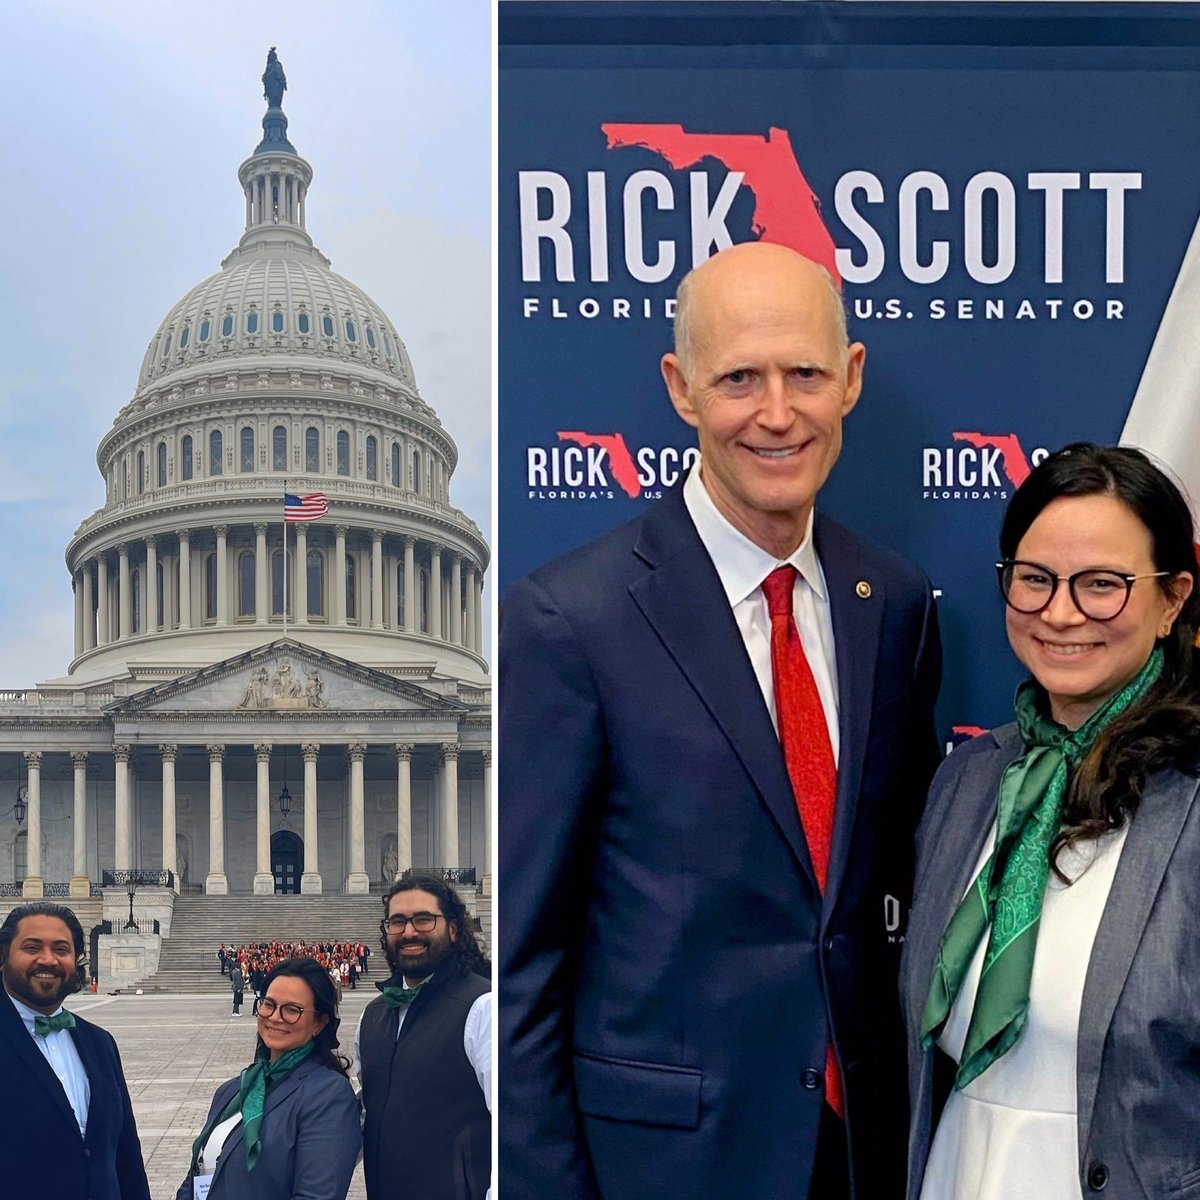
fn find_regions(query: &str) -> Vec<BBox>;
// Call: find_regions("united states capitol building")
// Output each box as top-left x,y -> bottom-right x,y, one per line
0,53 -> 490,979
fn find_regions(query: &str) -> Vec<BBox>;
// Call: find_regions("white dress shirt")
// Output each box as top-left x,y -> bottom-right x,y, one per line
8,990 -> 91,1136
683,462 -> 840,761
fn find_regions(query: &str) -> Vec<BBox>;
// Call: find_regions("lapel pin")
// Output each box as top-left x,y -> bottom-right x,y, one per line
855,580 -> 872,599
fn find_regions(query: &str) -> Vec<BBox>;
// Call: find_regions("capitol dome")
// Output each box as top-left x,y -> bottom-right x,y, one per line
62,63 -> 488,688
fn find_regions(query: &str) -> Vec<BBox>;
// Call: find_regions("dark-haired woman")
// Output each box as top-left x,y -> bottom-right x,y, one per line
902,443 -> 1200,1199
177,956 -> 360,1200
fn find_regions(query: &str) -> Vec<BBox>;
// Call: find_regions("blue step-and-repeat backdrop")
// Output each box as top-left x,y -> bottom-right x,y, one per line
499,2 -> 1200,740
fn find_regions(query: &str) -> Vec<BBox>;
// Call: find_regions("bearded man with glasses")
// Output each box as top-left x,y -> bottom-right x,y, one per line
355,873 -> 492,1200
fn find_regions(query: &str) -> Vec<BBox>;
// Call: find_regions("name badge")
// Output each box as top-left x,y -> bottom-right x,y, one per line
193,1173 -> 214,1200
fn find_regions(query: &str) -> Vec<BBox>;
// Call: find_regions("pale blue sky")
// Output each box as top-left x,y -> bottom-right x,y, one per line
0,1 -> 491,686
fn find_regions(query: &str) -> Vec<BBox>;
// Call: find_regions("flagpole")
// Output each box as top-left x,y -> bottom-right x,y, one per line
283,480 -> 288,640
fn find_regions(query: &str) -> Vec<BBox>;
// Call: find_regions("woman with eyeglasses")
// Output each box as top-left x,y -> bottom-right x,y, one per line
901,443 -> 1200,1199
176,956 -> 361,1200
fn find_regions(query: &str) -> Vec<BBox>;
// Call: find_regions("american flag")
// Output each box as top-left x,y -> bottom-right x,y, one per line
284,492 -> 328,523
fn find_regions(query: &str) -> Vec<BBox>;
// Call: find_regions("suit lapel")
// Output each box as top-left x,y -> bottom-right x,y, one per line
629,492 -> 817,888
210,1060 -> 315,1186
0,993 -> 86,1136
906,730 -> 1018,1006
1076,769 -> 1200,1163
816,516 -> 883,910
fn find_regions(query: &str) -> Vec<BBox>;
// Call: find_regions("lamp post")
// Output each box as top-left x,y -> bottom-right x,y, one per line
277,744 -> 292,818
124,878 -> 137,931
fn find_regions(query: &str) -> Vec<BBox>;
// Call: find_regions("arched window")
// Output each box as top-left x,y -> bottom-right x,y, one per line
391,442 -> 400,488
322,314 -> 335,338
209,430 -> 223,476
273,425 -> 287,471
346,555 -> 357,621
366,326 -> 377,350
425,456 -> 432,496
199,318 -> 211,343
156,562 -> 164,630
366,436 -> 377,481
157,442 -> 167,487
179,324 -> 190,350
305,427 -> 320,473
162,332 -> 172,359
238,551 -> 255,617
271,549 -> 289,617
336,431 -> 350,477
396,561 -> 404,627
136,450 -> 145,495
221,313 -> 234,337
411,449 -> 421,493
122,458 -> 129,498
298,311 -> 310,335
384,330 -> 394,359
307,549 -> 324,617
345,318 -> 357,343
246,310 -> 259,335
240,426 -> 254,473
272,310 -> 284,333
181,435 -> 193,481
204,553 -> 217,620
131,568 -> 141,634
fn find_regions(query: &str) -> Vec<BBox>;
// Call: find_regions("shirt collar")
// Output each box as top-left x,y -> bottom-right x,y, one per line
6,988 -> 66,1034
683,461 -> 827,607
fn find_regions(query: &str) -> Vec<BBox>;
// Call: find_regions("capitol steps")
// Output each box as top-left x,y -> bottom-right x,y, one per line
121,889 -> 487,993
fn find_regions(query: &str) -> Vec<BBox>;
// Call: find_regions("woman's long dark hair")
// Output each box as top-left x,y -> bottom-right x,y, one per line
1000,443 -> 1200,878
255,955 -> 351,1077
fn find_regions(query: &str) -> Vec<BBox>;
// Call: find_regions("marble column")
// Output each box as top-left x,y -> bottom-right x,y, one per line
482,748 -> 492,886
215,524 -> 229,626
395,744 -> 413,877
82,565 -> 95,651
177,529 -> 192,630
294,524 -> 308,625
450,555 -> 463,645
371,530 -> 384,629
145,536 -> 158,632
160,745 -> 177,890
334,526 -> 348,626
255,523 -> 269,624
300,743 -> 321,893
430,544 -> 443,640
97,556 -> 110,646
70,751 -> 90,897
114,744 -> 132,872
464,566 -> 477,653
73,572 -> 84,658
254,743 -> 273,894
347,743 -> 370,894
118,544 -> 132,640
21,751 -> 43,898
474,572 -> 484,656
441,742 -> 459,868
402,536 -> 416,632
205,744 -> 228,894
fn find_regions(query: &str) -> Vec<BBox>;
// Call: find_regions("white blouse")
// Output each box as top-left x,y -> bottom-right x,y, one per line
920,823 -> 1129,1200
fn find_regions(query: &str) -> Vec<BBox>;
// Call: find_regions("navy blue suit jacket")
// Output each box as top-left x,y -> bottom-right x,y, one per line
0,989 -> 150,1200
499,489 -> 942,1200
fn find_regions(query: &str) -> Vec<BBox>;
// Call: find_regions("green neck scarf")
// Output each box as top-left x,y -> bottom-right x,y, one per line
190,1040 -> 314,1175
921,647 -> 1162,1089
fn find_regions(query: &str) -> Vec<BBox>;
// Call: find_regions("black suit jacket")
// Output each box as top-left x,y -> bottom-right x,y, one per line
499,489 -> 942,1199
0,989 -> 150,1200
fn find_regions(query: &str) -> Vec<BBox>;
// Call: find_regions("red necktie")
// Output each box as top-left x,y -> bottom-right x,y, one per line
762,564 -> 844,1119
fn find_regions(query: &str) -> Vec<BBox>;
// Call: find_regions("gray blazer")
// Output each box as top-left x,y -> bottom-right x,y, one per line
174,1057 -> 360,1200
900,723 -> 1200,1200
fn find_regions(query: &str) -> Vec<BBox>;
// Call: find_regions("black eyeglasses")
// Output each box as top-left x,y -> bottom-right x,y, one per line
257,997 -> 309,1024
380,913 -> 445,935
996,559 -> 1169,621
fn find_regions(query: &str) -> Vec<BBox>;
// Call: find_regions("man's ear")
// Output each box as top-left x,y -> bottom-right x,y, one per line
662,353 -> 701,430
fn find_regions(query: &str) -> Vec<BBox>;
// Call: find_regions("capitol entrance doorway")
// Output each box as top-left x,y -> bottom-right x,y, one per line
271,831 -> 303,894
